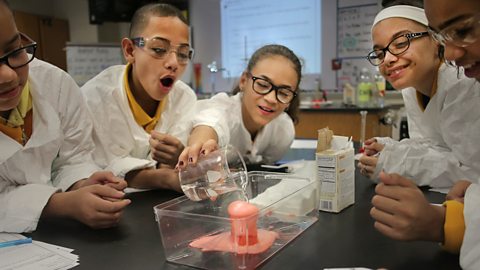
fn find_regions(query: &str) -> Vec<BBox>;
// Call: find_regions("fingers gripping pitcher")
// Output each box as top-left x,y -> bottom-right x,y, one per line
178,145 -> 248,201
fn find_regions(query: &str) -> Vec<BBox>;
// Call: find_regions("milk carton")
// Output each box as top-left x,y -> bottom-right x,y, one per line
316,135 -> 355,213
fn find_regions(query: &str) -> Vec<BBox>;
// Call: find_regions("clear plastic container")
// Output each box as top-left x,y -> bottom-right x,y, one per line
154,171 -> 319,270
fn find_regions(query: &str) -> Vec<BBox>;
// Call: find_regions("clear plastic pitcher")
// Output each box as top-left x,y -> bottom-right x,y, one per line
178,145 -> 248,202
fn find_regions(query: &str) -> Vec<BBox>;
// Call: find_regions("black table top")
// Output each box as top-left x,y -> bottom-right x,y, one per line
27,151 -> 461,270
299,103 -> 400,112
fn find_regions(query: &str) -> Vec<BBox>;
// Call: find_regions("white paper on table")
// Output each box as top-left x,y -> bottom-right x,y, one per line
429,187 -> 449,194
125,187 -> 151,193
33,241 -> 74,253
0,235 -> 78,270
0,233 -> 27,242
290,139 -> 317,149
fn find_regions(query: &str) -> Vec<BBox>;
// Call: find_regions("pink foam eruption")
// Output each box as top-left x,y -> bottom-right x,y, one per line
189,200 -> 278,254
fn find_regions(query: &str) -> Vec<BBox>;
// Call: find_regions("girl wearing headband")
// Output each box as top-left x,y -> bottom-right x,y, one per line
358,4 -> 480,188
369,1 -> 480,268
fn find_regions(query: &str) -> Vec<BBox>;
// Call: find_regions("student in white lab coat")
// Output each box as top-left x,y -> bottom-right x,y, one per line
177,44 -> 301,167
0,0 -> 130,233
82,3 -> 196,191
358,4 -> 480,188
370,1 -> 480,269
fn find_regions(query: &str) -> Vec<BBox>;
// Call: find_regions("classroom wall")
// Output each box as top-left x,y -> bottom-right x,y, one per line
189,0 -> 226,93
189,0 -> 340,93
8,0 -> 381,91
9,0 -> 55,17
10,0 -> 97,43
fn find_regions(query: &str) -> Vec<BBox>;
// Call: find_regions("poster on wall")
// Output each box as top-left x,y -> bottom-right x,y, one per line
66,43 -> 123,86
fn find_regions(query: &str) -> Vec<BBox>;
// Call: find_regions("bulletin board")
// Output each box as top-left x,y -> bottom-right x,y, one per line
336,3 -> 378,86
66,43 -> 124,86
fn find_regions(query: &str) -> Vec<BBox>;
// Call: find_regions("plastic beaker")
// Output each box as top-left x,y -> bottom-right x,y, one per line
359,110 -> 368,153
178,145 -> 248,202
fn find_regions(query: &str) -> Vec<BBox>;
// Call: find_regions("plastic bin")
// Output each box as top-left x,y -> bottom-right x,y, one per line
153,171 -> 319,269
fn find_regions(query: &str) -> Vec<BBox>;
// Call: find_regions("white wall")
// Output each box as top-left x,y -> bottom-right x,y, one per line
52,0 -> 98,43
189,0 -> 228,93
320,0 -> 337,90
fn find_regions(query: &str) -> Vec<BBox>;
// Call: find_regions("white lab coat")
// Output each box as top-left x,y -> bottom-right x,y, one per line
373,64 -> 480,188
374,87 -> 424,146
0,59 -> 99,233
192,93 -> 295,164
373,74 -> 443,144
460,183 -> 480,270
401,87 -> 426,139
81,65 -> 197,177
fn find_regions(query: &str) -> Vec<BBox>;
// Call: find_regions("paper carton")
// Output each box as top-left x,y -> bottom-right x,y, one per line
316,135 -> 355,213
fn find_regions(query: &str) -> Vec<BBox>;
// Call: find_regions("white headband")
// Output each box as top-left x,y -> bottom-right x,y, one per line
372,5 -> 428,31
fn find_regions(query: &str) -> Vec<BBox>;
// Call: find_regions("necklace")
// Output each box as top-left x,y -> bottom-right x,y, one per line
20,126 -> 28,145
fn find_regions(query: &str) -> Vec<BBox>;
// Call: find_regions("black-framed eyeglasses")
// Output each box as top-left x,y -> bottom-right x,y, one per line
0,33 -> 37,69
427,13 -> 480,47
247,73 -> 297,104
366,32 -> 429,66
130,36 -> 194,65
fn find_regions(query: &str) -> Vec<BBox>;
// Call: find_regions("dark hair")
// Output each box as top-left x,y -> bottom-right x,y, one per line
232,44 -> 302,124
129,3 -> 188,37
381,0 -> 423,8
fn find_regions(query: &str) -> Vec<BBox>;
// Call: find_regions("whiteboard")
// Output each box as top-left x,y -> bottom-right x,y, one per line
220,0 -> 321,77
336,2 -> 378,87
337,4 -> 378,58
66,44 -> 124,86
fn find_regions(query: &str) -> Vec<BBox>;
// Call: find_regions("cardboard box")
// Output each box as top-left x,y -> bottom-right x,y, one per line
316,136 -> 355,213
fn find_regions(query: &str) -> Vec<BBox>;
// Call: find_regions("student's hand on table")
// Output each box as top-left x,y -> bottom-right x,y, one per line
363,138 -> 384,156
149,131 -> 185,168
358,155 -> 378,178
370,172 -> 445,242
71,185 -> 130,228
177,139 -> 218,169
69,171 -> 127,192
45,185 -> 131,229
446,180 -> 472,203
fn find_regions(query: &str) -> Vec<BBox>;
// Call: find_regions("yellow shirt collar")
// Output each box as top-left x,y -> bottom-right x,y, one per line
124,63 -> 168,133
1,81 -> 32,127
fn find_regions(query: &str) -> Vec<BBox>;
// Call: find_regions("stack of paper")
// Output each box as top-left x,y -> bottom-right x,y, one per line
0,233 -> 79,270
